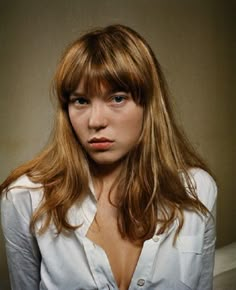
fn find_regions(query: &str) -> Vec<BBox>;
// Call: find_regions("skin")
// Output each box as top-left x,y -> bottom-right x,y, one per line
68,82 -> 144,289
68,82 -> 143,174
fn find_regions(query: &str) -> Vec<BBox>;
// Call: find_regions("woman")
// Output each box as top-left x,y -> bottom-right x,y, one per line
1,24 -> 217,290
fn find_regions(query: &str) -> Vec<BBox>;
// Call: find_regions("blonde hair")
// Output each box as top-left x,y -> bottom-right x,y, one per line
1,24 -> 210,241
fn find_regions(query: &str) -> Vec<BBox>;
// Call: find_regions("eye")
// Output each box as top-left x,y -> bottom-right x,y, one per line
70,96 -> 89,106
112,94 -> 128,104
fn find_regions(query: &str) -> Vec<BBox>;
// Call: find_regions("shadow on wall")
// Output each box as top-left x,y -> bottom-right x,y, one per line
0,281 -> 10,290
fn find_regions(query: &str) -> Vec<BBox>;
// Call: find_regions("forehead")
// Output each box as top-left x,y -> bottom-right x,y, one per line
74,78 -> 128,96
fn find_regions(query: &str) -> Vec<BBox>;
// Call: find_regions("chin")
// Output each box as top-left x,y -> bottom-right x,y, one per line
88,152 -> 125,166
91,158 -> 120,165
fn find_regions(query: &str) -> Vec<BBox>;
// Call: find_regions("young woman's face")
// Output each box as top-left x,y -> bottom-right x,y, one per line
68,82 -> 143,166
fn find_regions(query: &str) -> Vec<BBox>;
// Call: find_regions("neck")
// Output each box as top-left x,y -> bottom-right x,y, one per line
89,159 -> 125,201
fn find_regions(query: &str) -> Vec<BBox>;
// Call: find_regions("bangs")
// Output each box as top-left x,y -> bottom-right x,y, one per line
77,59 -> 132,98
57,31 -> 152,108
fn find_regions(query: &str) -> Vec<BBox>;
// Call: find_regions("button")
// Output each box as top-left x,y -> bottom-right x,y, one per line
152,235 -> 160,242
137,279 -> 145,286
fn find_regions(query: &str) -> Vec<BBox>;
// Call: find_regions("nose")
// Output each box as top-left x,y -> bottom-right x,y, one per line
88,102 -> 107,130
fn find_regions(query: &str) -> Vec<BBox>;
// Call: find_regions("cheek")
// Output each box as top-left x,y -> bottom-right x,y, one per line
123,110 -> 143,140
134,117 -> 143,140
68,111 -> 77,132
133,108 -> 143,131
68,107 -> 74,124
68,110 -> 84,139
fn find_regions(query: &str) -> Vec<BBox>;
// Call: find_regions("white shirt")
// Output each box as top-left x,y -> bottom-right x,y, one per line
1,168 -> 217,290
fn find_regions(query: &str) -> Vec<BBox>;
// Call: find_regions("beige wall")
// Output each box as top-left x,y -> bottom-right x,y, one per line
0,0 -> 235,288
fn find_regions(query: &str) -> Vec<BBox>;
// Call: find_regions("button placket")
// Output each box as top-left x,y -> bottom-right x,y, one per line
128,239 -> 160,289
137,278 -> 145,287
152,235 -> 160,242
82,238 -> 117,289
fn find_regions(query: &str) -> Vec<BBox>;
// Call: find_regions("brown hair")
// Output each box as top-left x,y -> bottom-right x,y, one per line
1,24 -> 210,241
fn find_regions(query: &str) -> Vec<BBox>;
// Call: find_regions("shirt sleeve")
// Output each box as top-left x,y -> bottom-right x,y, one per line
1,188 -> 41,290
195,171 -> 217,290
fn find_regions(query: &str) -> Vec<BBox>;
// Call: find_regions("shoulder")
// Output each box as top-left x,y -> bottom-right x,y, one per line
1,174 -> 43,221
4,174 -> 40,189
188,168 -> 217,212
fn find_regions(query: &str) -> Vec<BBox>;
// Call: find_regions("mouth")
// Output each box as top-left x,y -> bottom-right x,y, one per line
88,137 -> 114,150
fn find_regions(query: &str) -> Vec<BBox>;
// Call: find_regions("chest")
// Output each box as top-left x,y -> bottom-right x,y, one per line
36,199 -> 205,290
86,203 -> 143,290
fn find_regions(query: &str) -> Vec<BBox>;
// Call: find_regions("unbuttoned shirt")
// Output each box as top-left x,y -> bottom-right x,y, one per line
1,168 -> 217,290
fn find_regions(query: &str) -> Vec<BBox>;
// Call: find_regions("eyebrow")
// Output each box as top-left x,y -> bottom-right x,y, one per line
71,92 -> 86,97
71,89 -> 128,98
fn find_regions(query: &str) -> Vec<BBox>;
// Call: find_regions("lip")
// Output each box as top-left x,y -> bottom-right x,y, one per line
89,137 -> 113,143
88,137 -> 114,150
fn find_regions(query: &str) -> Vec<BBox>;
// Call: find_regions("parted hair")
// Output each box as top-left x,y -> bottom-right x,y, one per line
0,24 -> 210,242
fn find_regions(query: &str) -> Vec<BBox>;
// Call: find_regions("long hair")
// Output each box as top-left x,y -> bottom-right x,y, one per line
1,24 -> 210,241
